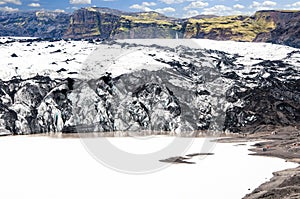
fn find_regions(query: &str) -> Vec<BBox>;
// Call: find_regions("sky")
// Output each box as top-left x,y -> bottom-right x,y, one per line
0,0 -> 300,18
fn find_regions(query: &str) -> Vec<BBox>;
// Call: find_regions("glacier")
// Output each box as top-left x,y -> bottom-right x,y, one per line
0,37 -> 299,135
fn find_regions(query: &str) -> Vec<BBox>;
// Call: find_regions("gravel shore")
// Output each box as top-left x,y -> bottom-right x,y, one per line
218,126 -> 300,199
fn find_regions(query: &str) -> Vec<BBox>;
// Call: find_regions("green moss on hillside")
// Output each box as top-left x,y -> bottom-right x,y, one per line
185,14 -> 276,41
120,14 -> 172,26
119,12 -> 181,28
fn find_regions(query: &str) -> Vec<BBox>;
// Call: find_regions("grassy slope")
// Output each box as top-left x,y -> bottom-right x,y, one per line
184,12 -> 276,41
114,12 -> 182,39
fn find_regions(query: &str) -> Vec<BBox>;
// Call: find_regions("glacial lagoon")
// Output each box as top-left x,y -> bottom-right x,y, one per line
0,136 -> 297,199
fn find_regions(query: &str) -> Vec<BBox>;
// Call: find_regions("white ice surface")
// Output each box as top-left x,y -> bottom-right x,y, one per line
0,136 -> 297,199
1,37 -> 299,81
0,38 -> 97,80
82,48 -> 172,78
120,39 -> 300,69
0,38 -> 174,80
120,39 -> 297,60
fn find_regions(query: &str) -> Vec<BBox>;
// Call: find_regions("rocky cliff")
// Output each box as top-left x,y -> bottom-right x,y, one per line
0,10 -> 70,38
0,8 -> 299,48
62,8 -> 300,48
183,10 -> 300,48
254,10 -> 300,48
64,8 -> 182,39
64,8 -> 121,39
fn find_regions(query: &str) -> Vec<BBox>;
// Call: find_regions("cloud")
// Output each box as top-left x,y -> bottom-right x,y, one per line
250,1 -> 261,8
292,2 -> 300,7
233,4 -> 244,9
250,1 -> 277,8
249,1 -> 278,11
262,1 -> 277,7
183,10 -> 199,18
155,7 -> 176,13
142,1 -> 156,6
66,6 -> 79,10
0,5 -> 18,11
201,5 -> 242,16
184,1 -> 209,11
129,2 -> 176,14
28,3 -> 40,7
69,0 -> 91,4
129,2 -> 157,11
159,0 -> 190,4
202,5 -> 232,15
54,9 -> 65,13
286,1 -> 300,9
0,0 -> 22,5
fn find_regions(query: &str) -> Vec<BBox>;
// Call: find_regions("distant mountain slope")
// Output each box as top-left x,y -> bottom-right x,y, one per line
0,8 -> 299,48
254,10 -> 300,48
0,10 -> 70,38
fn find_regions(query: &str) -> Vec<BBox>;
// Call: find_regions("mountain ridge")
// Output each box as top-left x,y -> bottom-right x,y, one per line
0,8 -> 299,48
